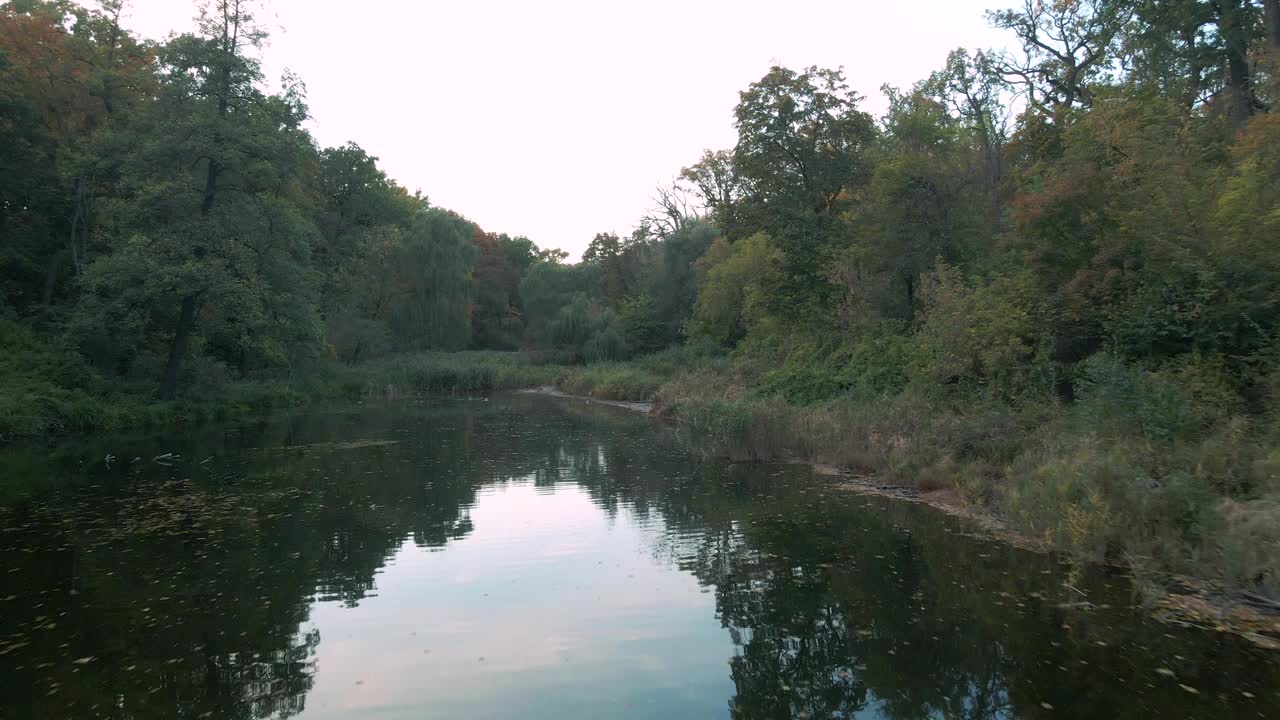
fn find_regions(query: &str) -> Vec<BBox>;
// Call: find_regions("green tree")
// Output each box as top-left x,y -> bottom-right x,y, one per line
0,0 -> 151,309
470,229 -> 536,350
385,208 -> 477,351
730,66 -> 877,314
582,231 -> 630,304
838,84 -> 994,320
987,0 -> 1128,113
72,0 -> 321,397
687,233 -> 781,347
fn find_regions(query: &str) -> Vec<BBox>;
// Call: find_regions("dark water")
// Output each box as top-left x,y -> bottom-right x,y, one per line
0,395 -> 1276,720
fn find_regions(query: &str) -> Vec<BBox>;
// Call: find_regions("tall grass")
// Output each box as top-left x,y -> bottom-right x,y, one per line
0,351 -> 561,442
553,346 -> 729,402
652,355 -> 1280,601
352,352 -> 559,397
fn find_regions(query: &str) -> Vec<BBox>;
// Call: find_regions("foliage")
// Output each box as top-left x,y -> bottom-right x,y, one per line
909,264 -> 1051,395
686,233 -> 780,347
3,0 -> 1280,602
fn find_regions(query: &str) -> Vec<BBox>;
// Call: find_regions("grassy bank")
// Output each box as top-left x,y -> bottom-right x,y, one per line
0,348 -> 561,441
4,340 -> 1277,605
554,348 -> 1280,605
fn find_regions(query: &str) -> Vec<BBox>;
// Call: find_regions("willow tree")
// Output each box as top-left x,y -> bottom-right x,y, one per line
386,208 -> 477,351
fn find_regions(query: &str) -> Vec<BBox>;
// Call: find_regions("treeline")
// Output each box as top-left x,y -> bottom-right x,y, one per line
548,0 -> 1280,597
0,0 -> 743,412
1,0 -> 492,398
5,0 -> 1280,432
3,0 -> 1280,594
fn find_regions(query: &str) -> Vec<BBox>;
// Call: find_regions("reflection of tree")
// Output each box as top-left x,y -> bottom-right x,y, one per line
553,416 -> 1278,720
1,396 -> 1276,719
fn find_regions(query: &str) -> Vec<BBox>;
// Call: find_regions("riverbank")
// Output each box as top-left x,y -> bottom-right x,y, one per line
546,349 -> 1280,635
0,351 -> 562,441
520,386 -> 655,414
538,358 -> 1280,648
4,346 -> 1278,645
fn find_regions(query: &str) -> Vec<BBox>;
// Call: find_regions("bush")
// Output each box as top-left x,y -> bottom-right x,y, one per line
910,265 -> 1052,397
752,330 -> 911,405
617,294 -> 665,355
1073,354 -> 1203,442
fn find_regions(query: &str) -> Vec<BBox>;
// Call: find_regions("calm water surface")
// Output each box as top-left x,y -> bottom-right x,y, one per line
1,394 -> 1277,719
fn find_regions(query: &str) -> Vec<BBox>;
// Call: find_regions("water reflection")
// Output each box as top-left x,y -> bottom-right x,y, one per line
0,395 -> 1276,719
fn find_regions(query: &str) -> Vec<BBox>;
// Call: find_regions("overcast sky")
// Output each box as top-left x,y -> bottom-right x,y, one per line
119,0 -> 1010,258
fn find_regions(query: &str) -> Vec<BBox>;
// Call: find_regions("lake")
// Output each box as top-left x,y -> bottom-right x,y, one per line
1,394 -> 1276,719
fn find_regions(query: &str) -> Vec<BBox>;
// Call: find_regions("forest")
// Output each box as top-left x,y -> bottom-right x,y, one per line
2,0 -> 1280,598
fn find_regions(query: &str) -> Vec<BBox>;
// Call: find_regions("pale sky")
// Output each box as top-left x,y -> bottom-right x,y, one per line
119,0 -> 1011,258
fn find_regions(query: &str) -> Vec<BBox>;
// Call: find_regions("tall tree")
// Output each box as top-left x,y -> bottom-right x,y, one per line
385,208 -> 476,351
988,0 -> 1130,113
581,232 -> 630,304
732,66 -> 877,214
72,0 -> 322,397
730,66 -> 877,315
0,0 -> 151,308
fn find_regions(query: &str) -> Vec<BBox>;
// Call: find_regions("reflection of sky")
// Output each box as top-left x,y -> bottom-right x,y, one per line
298,481 -> 734,719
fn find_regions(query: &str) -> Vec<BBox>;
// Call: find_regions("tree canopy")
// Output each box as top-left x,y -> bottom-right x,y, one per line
1,0 -> 1278,420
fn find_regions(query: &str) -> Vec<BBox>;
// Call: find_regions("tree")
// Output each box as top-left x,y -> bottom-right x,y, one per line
0,0 -> 151,309
617,294 -> 664,355
651,220 -> 720,341
837,83 -> 995,321
1212,0 -> 1265,126
641,181 -> 699,239
385,208 -> 477,351
1124,0 -> 1223,111
924,49 -> 1011,213
687,233 -> 781,347
581,231 -> 629,304
309,142 -> 418,360
72,0 -> 323,397
470,228 -> 530,350
519,259 -> 599,349
730,66 -> 877,314
680,149 -> 755,239
988,0 -> 1130,113
732,66 -> 877,214
312,142 -> 414,305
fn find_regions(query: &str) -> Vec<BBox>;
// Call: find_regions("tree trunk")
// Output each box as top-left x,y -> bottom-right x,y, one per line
42,249 -> 66,306
159,292 -> 201,400
68,177 -> 88,274
1266,0 -> 1280,54
201,159 -> 220,215
1217,0 -> 1255,127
